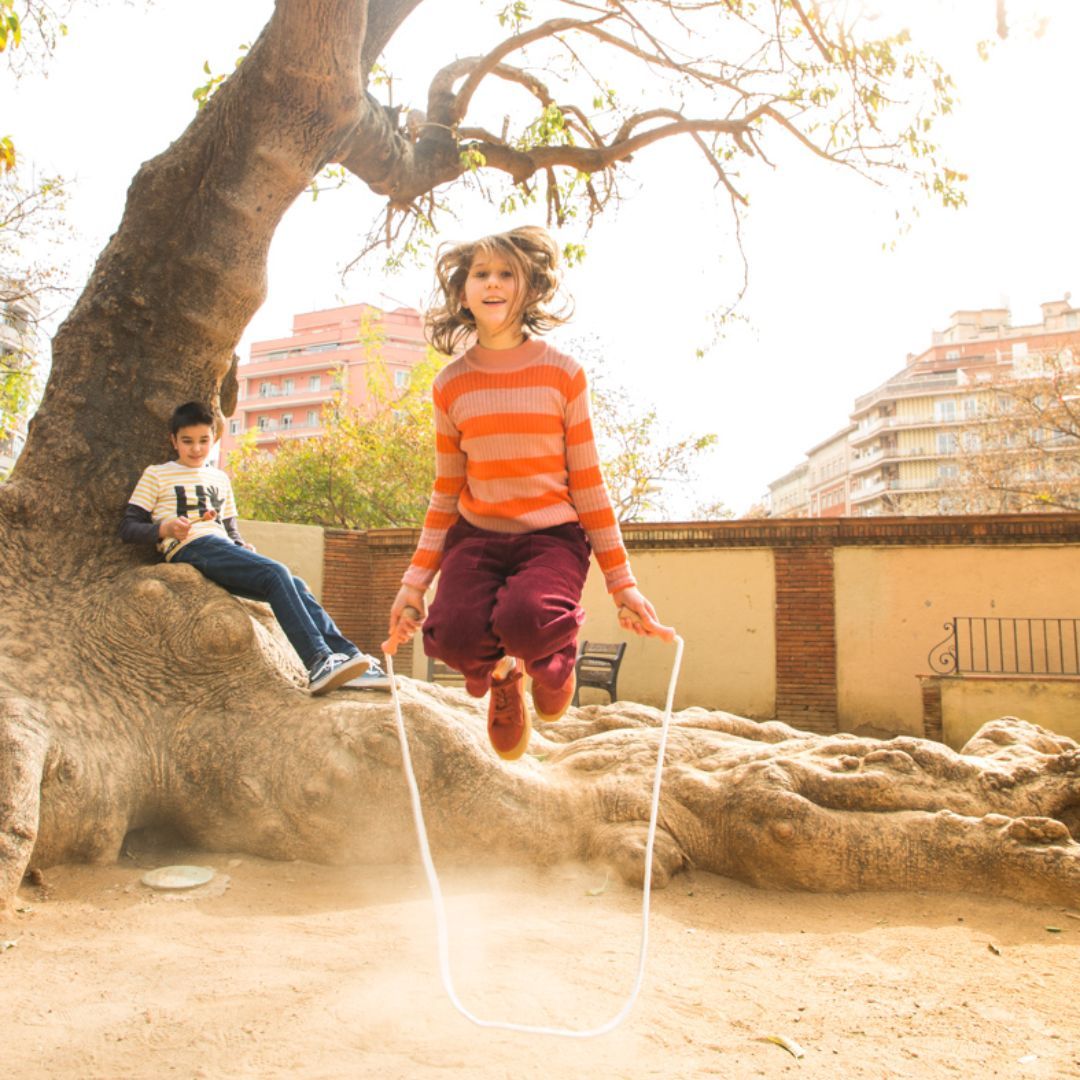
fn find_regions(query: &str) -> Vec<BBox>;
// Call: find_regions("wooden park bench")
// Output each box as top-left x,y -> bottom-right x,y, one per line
571,641 -> 627,706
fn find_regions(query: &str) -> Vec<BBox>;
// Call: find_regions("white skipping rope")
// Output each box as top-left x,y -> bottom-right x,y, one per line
382,632 -> 685,1039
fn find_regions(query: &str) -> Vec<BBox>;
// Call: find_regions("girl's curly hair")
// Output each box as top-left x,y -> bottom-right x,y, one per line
425,225 -> 572,355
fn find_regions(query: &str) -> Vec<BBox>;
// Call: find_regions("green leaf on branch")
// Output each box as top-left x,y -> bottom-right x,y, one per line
0,5 -> 22,53
562,242 -> 586,267
497,1 -> 531,32
192,45 -> 250,111
459,146 -> 487,173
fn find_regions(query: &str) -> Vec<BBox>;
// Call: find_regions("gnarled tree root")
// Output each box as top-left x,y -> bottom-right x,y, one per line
3,564 -> 1080,913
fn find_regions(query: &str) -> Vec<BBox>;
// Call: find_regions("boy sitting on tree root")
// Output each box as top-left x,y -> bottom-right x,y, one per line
119,400 -> 387,695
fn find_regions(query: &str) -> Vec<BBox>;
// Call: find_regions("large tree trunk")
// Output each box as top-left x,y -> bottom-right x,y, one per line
2,0 -> 1080,914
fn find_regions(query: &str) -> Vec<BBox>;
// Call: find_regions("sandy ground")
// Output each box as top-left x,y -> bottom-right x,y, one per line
4,849 -> 1080,1080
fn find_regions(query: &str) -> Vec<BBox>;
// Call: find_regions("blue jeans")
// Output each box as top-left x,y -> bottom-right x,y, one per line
171,536 -> 355,670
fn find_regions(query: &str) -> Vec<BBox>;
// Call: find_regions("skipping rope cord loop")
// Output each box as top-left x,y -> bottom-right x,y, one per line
383,633 -> 685,1039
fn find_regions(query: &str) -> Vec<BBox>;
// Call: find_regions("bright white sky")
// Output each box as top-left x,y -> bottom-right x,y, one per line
7,0 -> 1079,513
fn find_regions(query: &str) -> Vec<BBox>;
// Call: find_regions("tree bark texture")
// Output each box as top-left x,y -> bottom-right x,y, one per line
2,0 -> 1079,913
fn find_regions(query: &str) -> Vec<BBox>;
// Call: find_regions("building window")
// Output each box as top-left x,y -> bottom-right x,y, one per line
946,349 -> 960,360
309,375 -> 321,391
283,378 -> 294,394
229,420 -> 240,436
934,399 -> 956,422
259,381 -> 272,398
394,369 -> 410,389
938,463 -> 959,479
307,409 -> 319,427
937,432 -> 958,454
268,350 -> 289,360
257,416 -> 269,431
963,397 -> 982,418
308,343 -> 338,353
281,413 -> 293,430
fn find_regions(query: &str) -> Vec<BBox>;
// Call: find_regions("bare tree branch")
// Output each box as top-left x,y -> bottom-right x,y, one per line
324,0 -> 964,270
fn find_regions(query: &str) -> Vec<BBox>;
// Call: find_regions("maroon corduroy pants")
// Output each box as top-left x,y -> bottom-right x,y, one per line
422,518 -> 591,695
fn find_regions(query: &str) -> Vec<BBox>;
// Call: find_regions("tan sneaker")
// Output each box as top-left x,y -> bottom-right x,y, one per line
531,668 -> 576,723
487,658 -> 530,760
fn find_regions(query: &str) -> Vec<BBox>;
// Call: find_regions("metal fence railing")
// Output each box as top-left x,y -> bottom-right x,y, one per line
928,617 -> 1080,677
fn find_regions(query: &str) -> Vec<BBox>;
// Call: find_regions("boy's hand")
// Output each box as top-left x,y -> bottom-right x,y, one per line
613,586 -> 675,642
384,586 -> 426,655
160,516 -> 192,541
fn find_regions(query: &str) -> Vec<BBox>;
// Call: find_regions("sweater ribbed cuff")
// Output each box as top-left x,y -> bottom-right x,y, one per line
402,565 -> 436,591
604,571 -> 637,595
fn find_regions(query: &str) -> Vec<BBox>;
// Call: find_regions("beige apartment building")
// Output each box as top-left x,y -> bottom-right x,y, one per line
768,297 -> 1080,517
767,461 -> 808,517
219,303 -> 428,464
806,424 -> 856,517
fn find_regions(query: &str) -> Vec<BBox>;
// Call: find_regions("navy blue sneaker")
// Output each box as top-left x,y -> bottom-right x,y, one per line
309,652 -> 370,695
344,655 -> 391,690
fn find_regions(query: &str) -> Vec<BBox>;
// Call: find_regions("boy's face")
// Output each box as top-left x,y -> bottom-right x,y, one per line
171,423 -> 215,468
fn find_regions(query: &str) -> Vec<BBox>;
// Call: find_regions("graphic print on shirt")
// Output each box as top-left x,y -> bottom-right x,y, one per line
173,484 -> 226,520
128,461 -> 239,560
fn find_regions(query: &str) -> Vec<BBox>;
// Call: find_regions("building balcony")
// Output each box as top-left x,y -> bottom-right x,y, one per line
241,355 -> 349,379
849,477 -> 946,505
850,414 -> 973,446
237,388 -> 338,412
849,446 -> 947,476
852,371 -> 961,414
238,420 -> 325,443
0,324 -> 26,351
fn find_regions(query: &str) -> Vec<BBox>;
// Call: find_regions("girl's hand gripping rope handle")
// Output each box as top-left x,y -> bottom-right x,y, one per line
614,586 -> 676,642
384,602 -> 424,656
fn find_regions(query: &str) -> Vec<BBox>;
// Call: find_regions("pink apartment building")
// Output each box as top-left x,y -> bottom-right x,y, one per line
219,303 -> 428,465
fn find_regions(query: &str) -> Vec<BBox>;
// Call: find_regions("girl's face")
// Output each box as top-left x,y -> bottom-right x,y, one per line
462,250 -> 523,347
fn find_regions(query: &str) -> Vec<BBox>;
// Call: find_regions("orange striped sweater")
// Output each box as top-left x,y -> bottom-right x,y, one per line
403,338 -> 636,594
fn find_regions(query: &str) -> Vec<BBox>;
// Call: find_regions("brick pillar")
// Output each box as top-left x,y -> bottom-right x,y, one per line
774,545 -> 838,733
321,528 -> 421,671
920,676 -> 944,742
322,531 -> 371,650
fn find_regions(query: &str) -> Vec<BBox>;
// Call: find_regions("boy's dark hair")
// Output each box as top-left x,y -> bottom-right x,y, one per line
170,401 -> 215,435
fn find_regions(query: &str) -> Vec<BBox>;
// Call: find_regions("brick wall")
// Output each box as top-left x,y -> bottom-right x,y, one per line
920,678 -> 944,742
319,513 -> 1080,728
773,546 -> 837,732
322,528 -> 420,670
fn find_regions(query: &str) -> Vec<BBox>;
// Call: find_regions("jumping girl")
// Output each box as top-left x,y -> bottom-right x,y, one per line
386,226 -> 673,760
